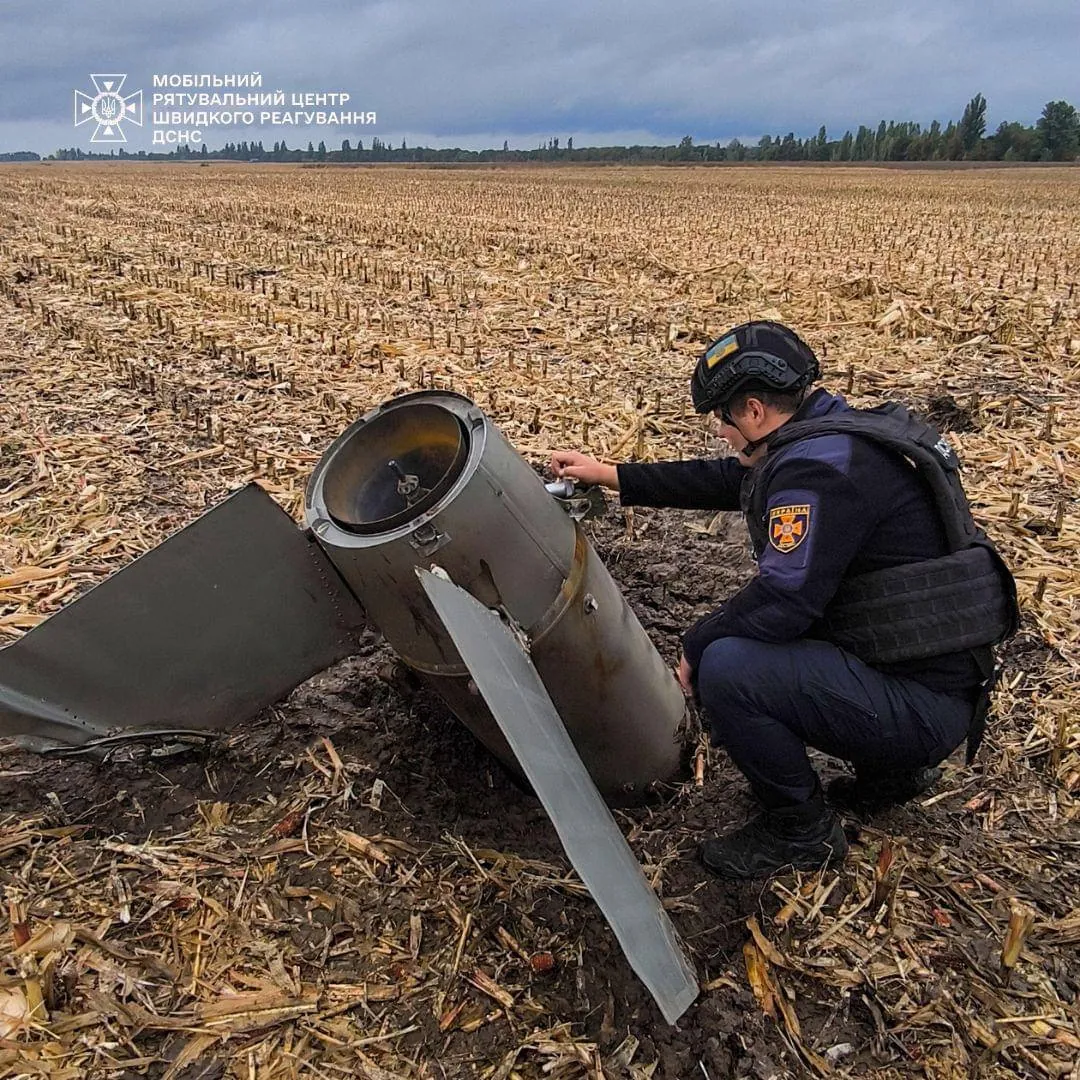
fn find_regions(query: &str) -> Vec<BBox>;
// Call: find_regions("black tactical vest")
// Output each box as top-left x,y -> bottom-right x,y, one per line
740,402 -> 1019,666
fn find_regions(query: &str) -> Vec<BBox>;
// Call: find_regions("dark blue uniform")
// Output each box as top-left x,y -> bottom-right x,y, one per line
616,388 -> 981,807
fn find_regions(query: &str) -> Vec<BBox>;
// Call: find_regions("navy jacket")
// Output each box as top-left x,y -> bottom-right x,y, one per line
616,388 -> 988,693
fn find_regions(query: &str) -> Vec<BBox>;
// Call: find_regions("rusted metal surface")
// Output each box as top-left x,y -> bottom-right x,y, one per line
0,484 -> 367,751
306,391 -> 685,798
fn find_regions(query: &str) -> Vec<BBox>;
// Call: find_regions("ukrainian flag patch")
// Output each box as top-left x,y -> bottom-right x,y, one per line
769,504 -> 811,552
705,334 -> 740,369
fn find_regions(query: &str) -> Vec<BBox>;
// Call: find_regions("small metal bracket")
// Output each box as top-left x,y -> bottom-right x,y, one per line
409,521 -> 451,556
556,486 -> 609,522
545,479 -> 608,522
40,728 -> 217,760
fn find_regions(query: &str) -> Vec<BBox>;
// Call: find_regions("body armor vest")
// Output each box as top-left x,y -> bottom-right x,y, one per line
740,402 -> 1019,666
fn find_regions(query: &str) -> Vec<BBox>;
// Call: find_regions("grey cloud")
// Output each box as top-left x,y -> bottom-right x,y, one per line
1,0 -> 1076,154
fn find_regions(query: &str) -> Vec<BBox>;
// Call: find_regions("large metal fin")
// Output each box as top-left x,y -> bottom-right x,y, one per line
417,567 -> 698,1025
0,484 -> 366,750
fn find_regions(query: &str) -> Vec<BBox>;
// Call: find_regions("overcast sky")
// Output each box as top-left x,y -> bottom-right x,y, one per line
1,0 -> 1077,155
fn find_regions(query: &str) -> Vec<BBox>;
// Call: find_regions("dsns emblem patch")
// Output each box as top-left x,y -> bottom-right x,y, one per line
769,505 -> 811,553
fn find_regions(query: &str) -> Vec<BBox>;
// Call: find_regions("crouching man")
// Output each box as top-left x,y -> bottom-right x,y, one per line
550,321 -> 1017,879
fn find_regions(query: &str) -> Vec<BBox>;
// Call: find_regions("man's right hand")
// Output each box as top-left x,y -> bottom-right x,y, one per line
677,654 -> 694,695
548,451 -> 620,491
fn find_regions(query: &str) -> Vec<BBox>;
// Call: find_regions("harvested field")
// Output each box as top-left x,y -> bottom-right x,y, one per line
0,163 -> 1078,1079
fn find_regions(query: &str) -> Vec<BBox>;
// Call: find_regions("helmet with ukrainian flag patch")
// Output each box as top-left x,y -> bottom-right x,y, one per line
690,321 -> 820,415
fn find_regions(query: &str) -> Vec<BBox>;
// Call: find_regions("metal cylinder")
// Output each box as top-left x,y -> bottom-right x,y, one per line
304,390 -> 685,798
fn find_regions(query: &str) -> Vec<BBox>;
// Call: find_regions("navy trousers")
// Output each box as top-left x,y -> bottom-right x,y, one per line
696,637 -> 976,808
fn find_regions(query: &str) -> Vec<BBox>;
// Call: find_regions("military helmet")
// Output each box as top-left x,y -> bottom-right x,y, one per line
690,321 -> 819,415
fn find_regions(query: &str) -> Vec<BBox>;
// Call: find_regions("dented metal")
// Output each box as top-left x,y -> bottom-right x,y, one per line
0,484 -> 366,751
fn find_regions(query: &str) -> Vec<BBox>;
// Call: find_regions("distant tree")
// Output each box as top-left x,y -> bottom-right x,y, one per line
991,121 -> 1040,161
958,92 -> 988,154
926,119 -> 942,157
813,124 -> 828,160
889,121 -> 920,161
40,102 -> 1080,167
941,120 -> 962,159
873,120 -> 887,159
1037,100 -> 1080,160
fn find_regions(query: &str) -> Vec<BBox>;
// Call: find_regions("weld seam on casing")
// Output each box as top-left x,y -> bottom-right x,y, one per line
396,524 -> 586,669
479,461 -> 573,577
528,524 -> 589,647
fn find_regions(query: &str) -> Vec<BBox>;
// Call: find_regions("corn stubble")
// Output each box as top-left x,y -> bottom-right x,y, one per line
0,163 -> 1077,1078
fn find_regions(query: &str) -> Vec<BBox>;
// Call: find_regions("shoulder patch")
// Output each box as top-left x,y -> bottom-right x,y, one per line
768,504 -> 811,553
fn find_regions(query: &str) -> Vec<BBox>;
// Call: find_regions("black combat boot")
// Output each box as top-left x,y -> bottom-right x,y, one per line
699,790 -> 848,879
826,765 -> 942,812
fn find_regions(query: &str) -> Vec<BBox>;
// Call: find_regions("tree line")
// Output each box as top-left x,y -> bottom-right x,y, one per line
39,95 -> 1080,165
739,96 -> 1079,163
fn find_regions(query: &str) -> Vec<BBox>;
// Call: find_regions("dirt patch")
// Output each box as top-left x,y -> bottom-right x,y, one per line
1,502 -> 751,835
919,394 -> 981,433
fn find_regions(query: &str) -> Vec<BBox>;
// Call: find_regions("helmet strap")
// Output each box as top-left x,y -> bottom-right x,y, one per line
725,413 -> 765,459
737,429 -> 768,459
731,385 -> 810,459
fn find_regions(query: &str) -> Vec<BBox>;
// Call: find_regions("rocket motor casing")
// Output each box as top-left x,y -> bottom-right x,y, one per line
304,391 -> 685,798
